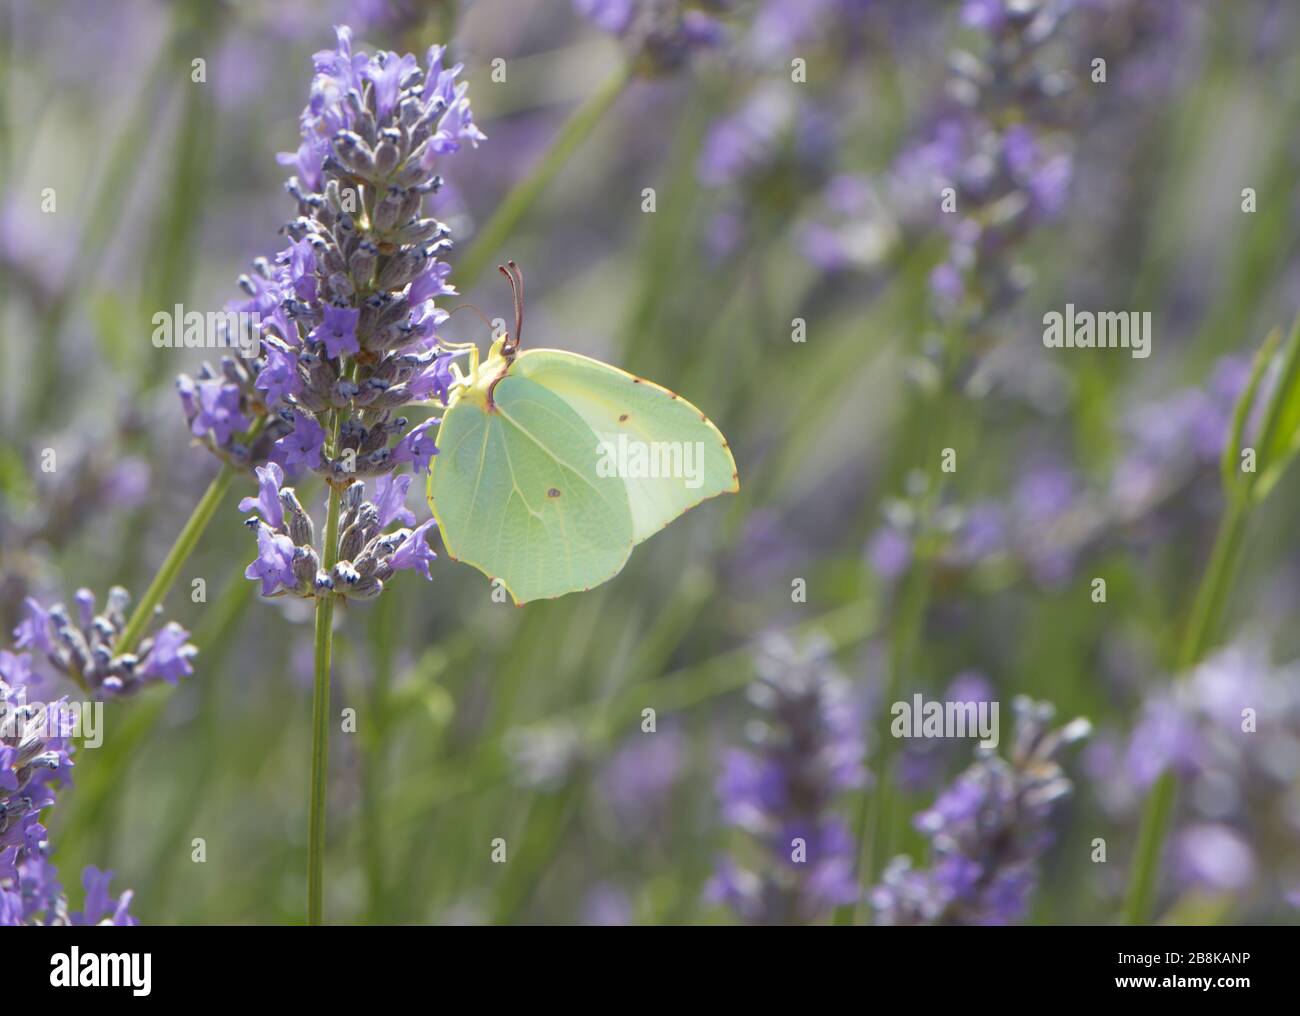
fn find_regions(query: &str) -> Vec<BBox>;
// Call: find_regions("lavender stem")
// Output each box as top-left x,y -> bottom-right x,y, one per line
1125,493 -> 1250,923
308,413 -> 344,926
116,416 -> 265,657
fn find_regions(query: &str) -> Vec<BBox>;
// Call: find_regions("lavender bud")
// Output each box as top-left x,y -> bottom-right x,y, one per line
375,249 -> 427,291
349,241 -> 379,285
347,576 -> 384,600
338,520 -> 369,562
280,488 -> 315,545
332,560 -> 361,587
292,545 -> 321,590
333,131 -> 375,176
342,481 -> 366,511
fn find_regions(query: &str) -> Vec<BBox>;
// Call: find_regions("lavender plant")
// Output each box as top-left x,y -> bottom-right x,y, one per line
871,697 -> 1089,925
13,588 -> 195,697
202,24 -> 483,924
707,634 -> 866,924
1,625 -> 148,925
1127,319 -> 1300,921
1088,641 -> 1300,906
574,0 -> 731,73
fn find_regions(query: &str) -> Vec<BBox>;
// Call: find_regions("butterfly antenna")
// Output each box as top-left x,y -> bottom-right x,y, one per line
444,302 -> 496,338
498,260 -> 524,354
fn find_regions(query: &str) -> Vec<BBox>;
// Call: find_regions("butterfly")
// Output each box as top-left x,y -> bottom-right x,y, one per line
427,262 -> 738,603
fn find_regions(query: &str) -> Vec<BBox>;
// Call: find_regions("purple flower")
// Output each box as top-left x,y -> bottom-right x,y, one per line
287,237 -> 317,303
255,344 -> 302,408
408,354 -> 454,403
190,379 -> 251,445
207,24 -> 484,604
599,727 -> 685,828
277,134 -> 330,193
231,270 -> 285,318
576,0 -> 728,71
389,518 -> 437,580
71,867 -> 135,927
582,883 -> 633,926
408,262 -> 455,306
9,586 -> 192,698
574,0 -> 635,35
708,634 -> 866,924
962,0 -> 1006,30
103,456 -> 151,507
372,472 -> 416,528
245,524 -> 298,595
74,589 -> 95,629
866,525 -> 912,581
139,622 -> 197,685
272,411 -> 326,473
1126,698 -> 1204,788
1174,824 -> 1255,894
407,301 -> 449,349
309,304 -> 360,359
364,50 -> 419,122
872,698 -> 1089,925
13,597 -> 52,653
239,462 -> 286,529
392,418 -> 438,473
0,650 -> 36,691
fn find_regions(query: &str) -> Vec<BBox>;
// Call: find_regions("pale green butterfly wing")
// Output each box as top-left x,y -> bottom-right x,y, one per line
428,372 -> 634,604
511,349 -> 739,543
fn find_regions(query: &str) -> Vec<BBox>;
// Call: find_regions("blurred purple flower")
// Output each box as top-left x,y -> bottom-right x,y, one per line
707,634 -> 866,923
873,697 -> 1089,925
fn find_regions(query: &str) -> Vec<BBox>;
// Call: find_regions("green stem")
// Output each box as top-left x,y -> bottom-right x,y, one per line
455,65 -> 630,288
1177,497 -> 1248,670
116,462 -> 236,656
362,593 -> 396,923
116,407 -> 263,655
835,524 -> 936,926
308,417 -> 344,926
1124,495 -> 1250,924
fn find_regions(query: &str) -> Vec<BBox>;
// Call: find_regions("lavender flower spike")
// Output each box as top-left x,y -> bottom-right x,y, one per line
226,25 -> 483,605
242,477 -> 435,602
707,633 -> 866,924
1,648 -> 135,925
178,24 -> 484,482
15,587 -> 197,698
871,697 -> 1090,926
